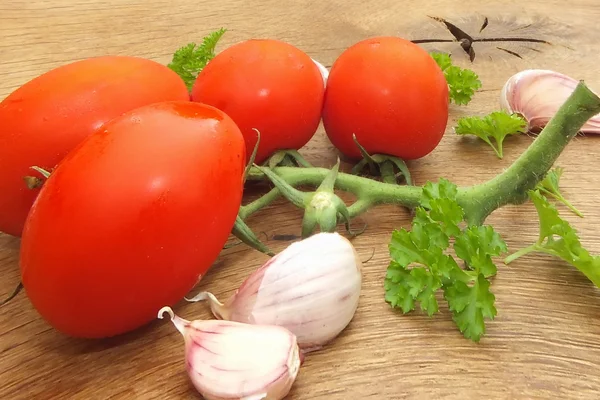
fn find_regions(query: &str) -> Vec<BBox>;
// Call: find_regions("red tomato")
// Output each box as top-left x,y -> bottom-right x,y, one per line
191,39 -> 325,164
19,101 -> 246,339
0,56 -> 190,237
322,36 -> 449,160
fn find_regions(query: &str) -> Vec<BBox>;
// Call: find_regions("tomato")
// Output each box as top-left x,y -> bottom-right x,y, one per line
0,56 -> 190,237
322,36 -> 449,161
19,101 -> 246,339
190,39 -> 325,164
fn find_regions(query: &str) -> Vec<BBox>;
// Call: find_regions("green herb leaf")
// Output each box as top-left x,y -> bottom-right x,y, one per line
431,52 -> 482,105
430,52 -> 453,71
421,177 -> 458,206
385,179 -> 506,341
168,28 -> 227,91
384,261 -> 416,312
455,111 -> 527,159
504,190 -> 600,287
536,167 -> 583,217
444,274 -> 497,342
454,225 -> 508,277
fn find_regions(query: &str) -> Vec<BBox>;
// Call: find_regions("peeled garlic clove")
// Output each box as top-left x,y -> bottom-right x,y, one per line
187,232 -> 362,353
158,306 -> 301,400
501,69 -> 600,133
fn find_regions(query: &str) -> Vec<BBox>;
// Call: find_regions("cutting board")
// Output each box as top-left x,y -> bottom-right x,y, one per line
1,0 -> 599,398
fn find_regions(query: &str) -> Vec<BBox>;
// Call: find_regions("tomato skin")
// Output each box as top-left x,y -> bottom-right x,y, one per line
190,39 -> 325,164
0,56 -> 190,237
322,36 -> 449,161
19,101 -> 246,339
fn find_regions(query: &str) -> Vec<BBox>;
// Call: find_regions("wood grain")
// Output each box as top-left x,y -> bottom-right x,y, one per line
2,0 -> 600,399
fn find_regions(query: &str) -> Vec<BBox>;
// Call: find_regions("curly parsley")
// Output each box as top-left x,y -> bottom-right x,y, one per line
168,28 -> 227,91
431,52 -> 482,105
385,179 -> 507,342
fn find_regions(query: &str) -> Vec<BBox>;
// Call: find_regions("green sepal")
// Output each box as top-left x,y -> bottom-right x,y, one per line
231,215 -> 274,256
350,135 -> 412,185
254,165 -> 309,208
267,150 -> 313,169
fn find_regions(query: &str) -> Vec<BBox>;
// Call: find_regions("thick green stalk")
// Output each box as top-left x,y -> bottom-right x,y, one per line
458,81 -> 600,225
243,81 -> 600,226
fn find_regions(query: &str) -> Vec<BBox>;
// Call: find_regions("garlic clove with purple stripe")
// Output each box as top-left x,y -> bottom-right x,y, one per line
186,232 -> 362,353
500,69 -> 600,133
158,306 -> 302,400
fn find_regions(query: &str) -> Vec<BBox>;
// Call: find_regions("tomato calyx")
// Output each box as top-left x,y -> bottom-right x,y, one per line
23,166 -> 53,190
231,216 -> 274,256
350,134 -> 413,186
266,150 -> 313,169
256,160 -> 366,239
300,159 -> 366,238
234,130 -> 275,256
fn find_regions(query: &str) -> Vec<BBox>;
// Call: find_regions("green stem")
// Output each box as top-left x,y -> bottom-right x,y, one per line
379,161 -> 397,185
541,189 -> 584,218
347,198 -> 374,218
241,81 -> 600,228
504,243 -> 541,264
239,187 -> 283,220
458,81 -> 600,225
492,141 -> 503,159
247,166 -> 423,210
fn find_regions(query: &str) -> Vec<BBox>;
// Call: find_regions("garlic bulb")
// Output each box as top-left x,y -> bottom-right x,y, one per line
500,69 -> 600,133
158,306 -> 301,400
187,232 -> 362,353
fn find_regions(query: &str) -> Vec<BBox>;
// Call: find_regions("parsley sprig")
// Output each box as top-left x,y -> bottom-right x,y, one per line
431,52 -> 482,105
385,179 -> 507,342
535,167 -> 583,217
504,190 -> 600,286
455,111 -> 528,159
168,28 -> 227,91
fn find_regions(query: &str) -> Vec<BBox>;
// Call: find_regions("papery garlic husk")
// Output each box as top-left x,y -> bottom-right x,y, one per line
158,306 -> 301,400
187,232 -> 362,353
500,69 -> 600,133
312,58 -> 329,86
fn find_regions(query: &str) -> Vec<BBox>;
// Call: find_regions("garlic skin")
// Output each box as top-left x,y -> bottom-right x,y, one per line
312,58 -> 329,86
187,232 -> 362,353
500,69 -> 600,133
158,306 -> 301,400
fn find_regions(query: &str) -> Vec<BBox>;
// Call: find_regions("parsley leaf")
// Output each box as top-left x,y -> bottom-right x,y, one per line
430,52 -> 452,71
455,111 -> 527,159
431,52 -> 482,105
454,225 -> 508,277
385,179 -> 508,342
168,28 -> 227,91
444,274 -> 497,342
504,190 -> 600,287
536,167 -> 583,217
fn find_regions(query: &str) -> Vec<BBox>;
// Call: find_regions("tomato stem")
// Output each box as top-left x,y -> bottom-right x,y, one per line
238,81 -> 600,250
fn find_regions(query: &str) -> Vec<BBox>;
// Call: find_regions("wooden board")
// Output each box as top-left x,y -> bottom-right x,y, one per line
2,0 -> 600,398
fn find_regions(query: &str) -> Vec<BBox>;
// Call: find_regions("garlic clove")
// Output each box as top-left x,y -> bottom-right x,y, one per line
187,232 -> 362,353
312,58 -> 329,87
500,69 -> 600,133
158,306 -> 301,400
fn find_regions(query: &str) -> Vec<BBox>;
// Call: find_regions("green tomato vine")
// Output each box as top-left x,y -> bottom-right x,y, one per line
231,81 -> 600,341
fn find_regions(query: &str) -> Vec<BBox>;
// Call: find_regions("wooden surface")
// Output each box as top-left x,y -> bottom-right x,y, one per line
2,0 -> 600,399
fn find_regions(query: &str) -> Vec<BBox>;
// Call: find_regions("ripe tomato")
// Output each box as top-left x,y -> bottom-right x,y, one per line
322,36 -> 449,160
191,39 -> 325,164
19,101 -> 246,339
0,56 -> 190,237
